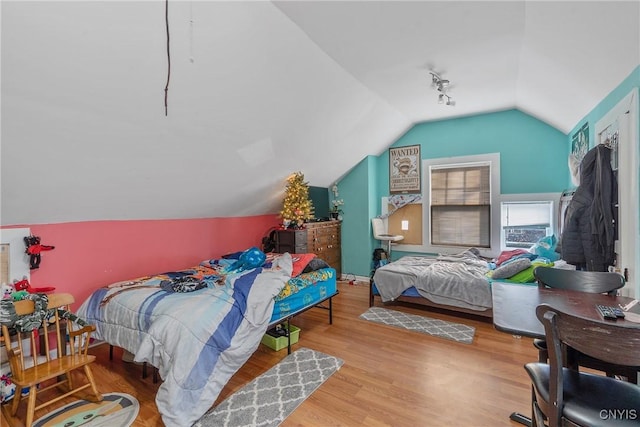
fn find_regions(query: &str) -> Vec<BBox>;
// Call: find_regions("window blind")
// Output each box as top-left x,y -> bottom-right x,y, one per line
430,164 -> 491,247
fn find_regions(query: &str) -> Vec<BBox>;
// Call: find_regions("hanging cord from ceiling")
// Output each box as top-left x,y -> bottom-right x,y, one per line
164,0 -> 171,116
189,1 -> 195,63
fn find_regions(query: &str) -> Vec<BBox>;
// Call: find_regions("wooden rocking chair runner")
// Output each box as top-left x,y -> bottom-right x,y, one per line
0,293 -> 102,427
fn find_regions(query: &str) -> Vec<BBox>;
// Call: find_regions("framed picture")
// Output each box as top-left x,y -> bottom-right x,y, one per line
571,122 -> 589,163
389,144 -> 421,194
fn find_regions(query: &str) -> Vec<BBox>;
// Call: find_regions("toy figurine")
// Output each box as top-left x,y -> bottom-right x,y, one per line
24,235 -> 55,269
1,283 -> 14,300
13,277 -> 55,294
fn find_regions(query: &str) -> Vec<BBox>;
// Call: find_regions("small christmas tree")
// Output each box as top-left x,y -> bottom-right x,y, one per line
280,172 -> 315,228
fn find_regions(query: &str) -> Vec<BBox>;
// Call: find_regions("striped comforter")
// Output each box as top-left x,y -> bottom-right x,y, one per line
77,253 -> 292,427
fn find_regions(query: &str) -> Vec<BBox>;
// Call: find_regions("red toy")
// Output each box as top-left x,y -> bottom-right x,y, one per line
13,278 -> 56,294
24,235 -> 55,269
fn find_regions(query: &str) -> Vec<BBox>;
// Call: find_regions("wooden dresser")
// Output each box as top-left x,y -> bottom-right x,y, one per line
274,220 -> 342,278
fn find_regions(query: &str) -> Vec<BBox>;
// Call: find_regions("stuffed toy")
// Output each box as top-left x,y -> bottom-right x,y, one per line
0,283 -> 29,301
13,277 -> 55,294
223,247 -> 266,274
11,290 -> 29,301
1,283 -> 15,300
0,373 -> 16,404
24,235 -> 55,269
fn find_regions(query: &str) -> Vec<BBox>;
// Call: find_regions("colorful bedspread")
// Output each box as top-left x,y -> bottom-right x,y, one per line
271,267 -> 337,322
76,254 -> 292,427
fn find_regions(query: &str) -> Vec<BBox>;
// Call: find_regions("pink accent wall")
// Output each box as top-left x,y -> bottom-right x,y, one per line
3,215 -> 279,308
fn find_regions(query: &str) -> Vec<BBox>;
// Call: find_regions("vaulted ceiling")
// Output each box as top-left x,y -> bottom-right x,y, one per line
2,1 -> 638,225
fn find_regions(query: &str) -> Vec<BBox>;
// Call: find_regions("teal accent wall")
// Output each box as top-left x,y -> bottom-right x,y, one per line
337,156 -> 377,278
567,66 -> 640,154
566,67 -> 640,186
385,109 -> 568,194
339,109 -> 568,278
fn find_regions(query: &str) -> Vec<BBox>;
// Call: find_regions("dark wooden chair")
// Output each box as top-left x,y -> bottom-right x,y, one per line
533,266 -> 625,295
532,266 -> 637,383
525,304 -> 640,427
0,293 -> 102,427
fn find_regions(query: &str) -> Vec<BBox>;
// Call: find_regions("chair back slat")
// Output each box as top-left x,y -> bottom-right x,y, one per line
18,330 -> 26,372
29,332 -> 37,365
533,266 -> 625,295
54,304 -> 63,357
542,306 -> 640,368
42,317 -> 51,362
10,293 -> 74,316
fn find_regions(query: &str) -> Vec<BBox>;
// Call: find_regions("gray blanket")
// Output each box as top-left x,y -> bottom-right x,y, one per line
372,249 -> 492,311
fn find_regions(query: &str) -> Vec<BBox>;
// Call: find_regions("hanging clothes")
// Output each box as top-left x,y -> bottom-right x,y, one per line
560,144 -> 616,271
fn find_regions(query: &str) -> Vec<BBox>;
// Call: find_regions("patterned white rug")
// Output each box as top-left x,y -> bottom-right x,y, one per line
194,347 -> 343,427
360,306 -> 476,344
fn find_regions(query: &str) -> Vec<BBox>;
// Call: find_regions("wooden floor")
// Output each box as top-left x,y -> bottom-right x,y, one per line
2,281 -> 539,426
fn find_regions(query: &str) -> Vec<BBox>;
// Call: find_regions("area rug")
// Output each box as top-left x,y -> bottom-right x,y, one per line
360,306 -> 476,344
33,392 -> 139,427
194,347 -> 343,427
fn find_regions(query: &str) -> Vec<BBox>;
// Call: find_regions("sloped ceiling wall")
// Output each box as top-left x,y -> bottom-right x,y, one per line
2,1 -> 638,226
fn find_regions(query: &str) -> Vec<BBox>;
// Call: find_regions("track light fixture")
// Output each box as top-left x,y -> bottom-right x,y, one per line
430,71 -> 455,106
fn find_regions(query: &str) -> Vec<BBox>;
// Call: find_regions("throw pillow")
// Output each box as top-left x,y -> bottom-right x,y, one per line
508,260 -> 555,283
491,258 -> 531,279
291,253 -> 317,277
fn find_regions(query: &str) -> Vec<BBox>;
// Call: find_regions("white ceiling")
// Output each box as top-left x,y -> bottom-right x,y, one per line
1,1 -> 639,225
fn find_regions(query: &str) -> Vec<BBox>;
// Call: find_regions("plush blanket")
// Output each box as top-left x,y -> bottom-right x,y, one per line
76,254 -> 292,427
373,249 -> 492,311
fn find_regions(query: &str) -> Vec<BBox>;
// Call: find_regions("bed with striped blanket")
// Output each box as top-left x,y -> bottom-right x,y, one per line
76,253 -> 293,427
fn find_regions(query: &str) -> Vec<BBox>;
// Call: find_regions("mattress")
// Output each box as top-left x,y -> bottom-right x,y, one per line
271,267 -> 337,322
372,250 -> 493,311
372,282 -> 421,298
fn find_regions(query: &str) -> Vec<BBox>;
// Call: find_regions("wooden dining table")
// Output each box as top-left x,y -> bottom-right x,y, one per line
491,281 -> 640,426
492,281 -> 639,338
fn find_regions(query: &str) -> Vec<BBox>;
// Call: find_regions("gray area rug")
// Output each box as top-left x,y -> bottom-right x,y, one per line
360,306 -> 475,344
194,347 -> 343,427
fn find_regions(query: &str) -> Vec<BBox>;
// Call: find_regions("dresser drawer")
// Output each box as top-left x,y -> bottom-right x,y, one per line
274,223 -> 342,278
322,251 -> 340,265
275,230 -> 308,254
302,221 -> 342,277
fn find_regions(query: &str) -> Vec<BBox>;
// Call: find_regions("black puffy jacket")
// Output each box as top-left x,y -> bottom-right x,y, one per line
560,145 -> 616,271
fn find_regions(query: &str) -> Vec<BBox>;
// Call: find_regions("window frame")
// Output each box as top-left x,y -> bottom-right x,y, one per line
499,193 -> 562,251
388,153 -> 501,258
430,162 -> 491,248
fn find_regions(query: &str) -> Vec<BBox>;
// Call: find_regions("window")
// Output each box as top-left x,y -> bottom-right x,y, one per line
388,153 -> 501,257
501,200 -> 554,250
430,163 -> 491,247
